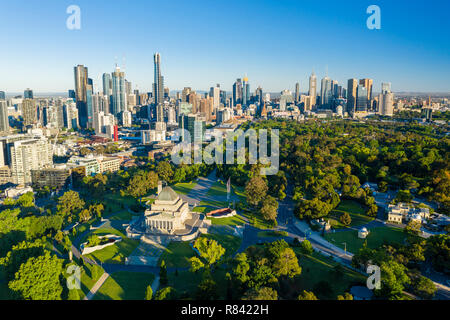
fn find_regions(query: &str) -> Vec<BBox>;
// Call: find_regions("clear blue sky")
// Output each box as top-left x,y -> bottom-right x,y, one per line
1,0 -> 449,93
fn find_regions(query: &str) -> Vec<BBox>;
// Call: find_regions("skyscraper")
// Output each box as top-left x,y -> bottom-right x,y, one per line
347,79 -> 358,114
232,79 -> 242,107
153,53 -> 164,106
112,66 -> 126,116
0,100 -> 9,133
320,76 -> 332,107
74,65 -> 89,128
102,73 -> 111,96
359,78 -> 373,109
308,72 -> 317,106
295,83 -> 300,103
0,91 -> 5,100
379,83 -> 394,116
356,85 -> 368,112
242,76 -> 250,107
24,88 -> 33,99
210,84 -> 221,112
22,98 -> 37,127
381,82 -> 391,94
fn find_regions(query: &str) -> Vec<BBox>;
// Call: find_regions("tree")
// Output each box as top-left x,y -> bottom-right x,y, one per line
68,288 -> 80,300
272,247 -> 302,278
377,260 -> 410,299
425,235 -> 450,273
340,212 -> 352,226
298,290 -> 318,300
243,287 -> 278,300
295,198 -> 332,220
245,175 -> 268,207
157,161 -> 174,182
337,292 -> 353,300
8,252 -> 64,300
405,220 -> 422,236
300,240 -> 313,255
196,278 -> 218,300
396,190 -> 413,203
159,260 -> 168,286
57,191 -> 85,223
232,253 -> 250,284
145,285 -> 153,300
190,237 -> 225,271
154,287 -> 176,300
411,275 -> 437,299
79,209 -> 92,223
259,196 -> 279,221
127,171 -> 158,199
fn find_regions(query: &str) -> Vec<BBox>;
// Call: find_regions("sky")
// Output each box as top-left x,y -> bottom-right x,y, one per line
0,0 -> 449,94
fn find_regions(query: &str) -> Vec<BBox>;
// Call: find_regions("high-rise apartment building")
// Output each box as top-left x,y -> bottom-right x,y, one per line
295,83 -> 300,103
153,53 -> 164,106
103,73 -> 112,96
22,98 -> 37,127
74,65 -> 89,128
232,79 -> 243,107
0,100 -> 9,133
320,76 -> 332,107
24,88 -> 33,99
112,66 -> 126,116
242,76 -> 250,107
347,79 -> 358,114
308,72 -> 317,106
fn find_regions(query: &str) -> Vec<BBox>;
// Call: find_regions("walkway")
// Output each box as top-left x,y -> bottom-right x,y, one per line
83,272 -> 110,300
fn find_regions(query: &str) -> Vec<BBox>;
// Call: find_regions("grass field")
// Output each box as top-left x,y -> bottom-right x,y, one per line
288,248 -> 366,300
257,230 -> 288,238
327,200 -> 374,229
323,226 -> 416,254
159,241 -> 197,268
207,180 -> 246,201
106,210 -> 133,221
159,233 -> 242,268
241,208 -> 275,230
83,228 -> 140,264
93,271 -> 155,300
172,181 -> 198,195
207,214 -> 246,226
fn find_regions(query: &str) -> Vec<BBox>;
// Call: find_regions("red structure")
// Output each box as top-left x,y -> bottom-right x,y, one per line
113,125 -> 119,142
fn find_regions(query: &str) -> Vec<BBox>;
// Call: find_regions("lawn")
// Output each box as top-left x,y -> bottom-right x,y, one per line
257,230 -> 288,238
83,228 -> 140,264
241,208 -> 275,230
159,234 -> 242,268
327,200 -> 374,229
93,271 -> 155,300
172,181 -> 197,195
167,267 -> 229,299
207,180 -> 246,201
199,199 -> 229,209
64,261 -> 104,299
288,248 -> 366,300
207,214 -> 246,226
105,210 -> 133,221
323,226 -> 417,254
159,241 -> 197,268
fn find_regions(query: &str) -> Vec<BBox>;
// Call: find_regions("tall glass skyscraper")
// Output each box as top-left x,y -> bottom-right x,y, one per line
356,85 -> 368,112
24,88 -> 33,99
242,76 -> 250,107
74,65 -> 89,128
320,76 -> 332,107
103,73 -> 111,96
153,53 -> 164,106
308,72 -> 317,106
112,66 -> 126,116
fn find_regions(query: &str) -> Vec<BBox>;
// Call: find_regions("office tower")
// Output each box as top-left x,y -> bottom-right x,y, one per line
0,100 -> 9,133
74,65 -> 89,128
24,88 -> 33,99
102,73 -> 111,96
356,85 -> 368,112
0,135 -> 53,185
332,80 -> 339,99
199,97 -> 213,122
187,92 -> 198,114
320,76 -> 332,107
178,114 -> 205,143
125,80 -> 132,96
22,98 -> 37,126
182,87 -> 191,102
379,83 -> 394,116
121,110 -> 132,127
255,86 -> 263,105
153,53 -> 164,106
86,79 -> 94,127
242,76 -> 250,107
112,66 -> 126,116
232,79 -> 242,107
359,78 -> 373,108
0,91 -> 5,100
308,72 -> 317,106
210,84 -> 220,112
68,90 -> 76,100
347,79 -> 358,114
381,82 -> 391,94
295,83 -> 300,103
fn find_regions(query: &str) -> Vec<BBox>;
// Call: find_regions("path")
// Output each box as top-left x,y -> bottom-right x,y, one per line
83,272 -> 110,300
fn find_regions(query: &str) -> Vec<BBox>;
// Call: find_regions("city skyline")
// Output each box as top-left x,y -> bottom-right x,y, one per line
1,0 -> 450,93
